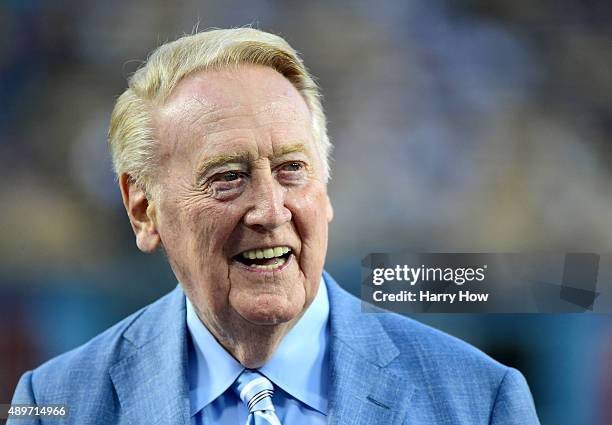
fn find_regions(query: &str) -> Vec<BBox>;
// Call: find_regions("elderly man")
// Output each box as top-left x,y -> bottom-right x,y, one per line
11,28 -> 539,424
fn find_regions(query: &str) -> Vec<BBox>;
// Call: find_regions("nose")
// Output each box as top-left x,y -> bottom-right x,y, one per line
243,173 -> 292,231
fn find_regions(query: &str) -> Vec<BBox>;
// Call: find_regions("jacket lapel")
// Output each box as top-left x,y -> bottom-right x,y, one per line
109,286 -> 190,425
325,272 -> 414,425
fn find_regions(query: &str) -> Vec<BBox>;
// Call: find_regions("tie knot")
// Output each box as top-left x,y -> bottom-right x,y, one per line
233,370 -> 276,413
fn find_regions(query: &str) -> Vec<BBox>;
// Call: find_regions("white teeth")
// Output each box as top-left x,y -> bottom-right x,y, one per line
249,257 -> 287,270
241,246 -> 291,260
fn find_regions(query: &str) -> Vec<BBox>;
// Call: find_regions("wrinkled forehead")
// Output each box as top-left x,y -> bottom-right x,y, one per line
153,65 -> 314,157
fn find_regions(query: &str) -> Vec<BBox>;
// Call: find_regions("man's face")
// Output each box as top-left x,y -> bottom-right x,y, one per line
148,65 -> 333,334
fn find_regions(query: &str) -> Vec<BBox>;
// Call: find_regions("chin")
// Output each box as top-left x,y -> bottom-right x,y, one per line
233,296 -> 303,326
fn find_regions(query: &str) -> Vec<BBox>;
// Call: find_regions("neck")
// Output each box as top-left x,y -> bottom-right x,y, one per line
195,308 -> 303,369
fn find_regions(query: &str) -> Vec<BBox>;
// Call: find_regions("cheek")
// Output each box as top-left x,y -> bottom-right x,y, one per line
167,198 -> 241,254
157,195 -> 243,294
161,198 -> 246,312
290,185 -> 329,233
287,186 -> 330,265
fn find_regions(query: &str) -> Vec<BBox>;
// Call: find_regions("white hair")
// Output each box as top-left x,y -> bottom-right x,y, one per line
108,28 -> 331,196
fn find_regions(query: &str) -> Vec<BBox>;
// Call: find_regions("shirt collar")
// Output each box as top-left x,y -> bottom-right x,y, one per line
186,277 -> 330,416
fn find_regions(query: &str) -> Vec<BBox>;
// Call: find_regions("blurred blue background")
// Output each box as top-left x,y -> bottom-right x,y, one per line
1,1 -> 611,424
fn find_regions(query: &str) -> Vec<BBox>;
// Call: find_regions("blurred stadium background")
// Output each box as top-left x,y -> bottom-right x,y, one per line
1,1 -> 611,423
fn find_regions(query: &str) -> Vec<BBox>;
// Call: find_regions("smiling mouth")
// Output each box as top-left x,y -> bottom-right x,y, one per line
233,246 -> 293,271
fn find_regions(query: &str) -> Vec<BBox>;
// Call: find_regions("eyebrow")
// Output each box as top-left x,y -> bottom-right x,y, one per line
274,142 -> 309,157
195,142 -> 310,177
195,152 -> 253,178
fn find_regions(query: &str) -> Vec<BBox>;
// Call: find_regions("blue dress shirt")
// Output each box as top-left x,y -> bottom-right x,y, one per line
186,278 -> 329,424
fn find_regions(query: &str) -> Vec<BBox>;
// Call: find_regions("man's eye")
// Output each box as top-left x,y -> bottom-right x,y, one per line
220,171 -> 240,182
207,171 -> 245,192
283,162 -> 303,172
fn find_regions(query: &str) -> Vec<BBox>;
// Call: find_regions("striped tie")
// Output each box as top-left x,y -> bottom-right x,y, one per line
233,370 -> 282,425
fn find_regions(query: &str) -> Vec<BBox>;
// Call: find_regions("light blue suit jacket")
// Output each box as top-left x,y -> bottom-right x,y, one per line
11,272 -> 540,424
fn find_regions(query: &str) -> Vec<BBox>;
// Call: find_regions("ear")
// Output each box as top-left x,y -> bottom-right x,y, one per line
326,194 -> 334,223
119,173 -> 161,253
